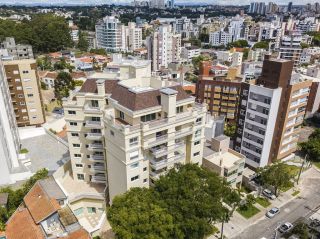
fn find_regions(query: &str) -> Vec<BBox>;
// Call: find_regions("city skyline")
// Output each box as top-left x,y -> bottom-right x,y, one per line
0,0 -> 318,6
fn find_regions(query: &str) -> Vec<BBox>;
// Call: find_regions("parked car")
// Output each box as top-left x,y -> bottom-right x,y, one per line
266,207 -> 280,218
278,222 -> 293,233
52,107 -> 64,115
262,189 -> 276,200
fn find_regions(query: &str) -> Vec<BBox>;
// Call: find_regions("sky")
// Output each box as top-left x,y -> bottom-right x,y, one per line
0,0 -> 317,6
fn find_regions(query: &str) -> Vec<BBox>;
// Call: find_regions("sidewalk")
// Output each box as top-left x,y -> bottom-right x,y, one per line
209,167 -> 313,239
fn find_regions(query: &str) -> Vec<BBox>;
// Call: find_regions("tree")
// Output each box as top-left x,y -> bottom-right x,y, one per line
258,162 -> 295,197
36,56 -> 52,71
253,41 -> 269,50
108,164 -> 240,239
299,129 -> 320,162
54,72 -> 75,101
227,40 -> 249,49
108,188 -> 181,239
191,55 -> 211,72
307,31 -> 320,46
77,31 -> 89,52
90,48 -> 107,56
300,42 -> 309,49
224,123 -> 236,138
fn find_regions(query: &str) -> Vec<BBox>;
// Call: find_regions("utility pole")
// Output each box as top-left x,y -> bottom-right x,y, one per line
297,154 -> 307,185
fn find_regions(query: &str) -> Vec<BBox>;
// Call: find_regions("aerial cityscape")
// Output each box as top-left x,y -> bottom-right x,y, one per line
0,0 -> 319,238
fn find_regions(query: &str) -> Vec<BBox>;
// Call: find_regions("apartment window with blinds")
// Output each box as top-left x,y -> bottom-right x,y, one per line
131,175 -> 139,181
129,137 -> 138,146
141,113 -> 156,122
176,106 -> 183,113
119,111 -> 125,120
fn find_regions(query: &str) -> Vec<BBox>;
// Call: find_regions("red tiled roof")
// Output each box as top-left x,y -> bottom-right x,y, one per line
6,206 -> 43,239
24,183 -> 60,223
62,228 -> 91,239
71,71 -> 87,79
183,85 -> 196,94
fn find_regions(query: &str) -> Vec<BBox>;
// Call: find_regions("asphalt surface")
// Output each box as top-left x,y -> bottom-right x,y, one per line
235,174 -> 320,239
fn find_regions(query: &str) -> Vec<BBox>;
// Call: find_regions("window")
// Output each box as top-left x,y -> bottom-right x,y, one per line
70,122 -> 77,126
194,141 -> 200,146
18,94 -> 23,98
260,118 -> 267,125
131,175 -> 139,181
110,130 -> 114,136
75,164 -> 83,167
74,207 -> 84,216
130,162 -> 139,168
20,102 -> 25,106
22,70 -> 29,74
77,174 -> 84,180
87,207 -> 96,214
25,86 -> 32,90
143,178 -> 148,183
91,100 -> 99,107
68,110 -> 76,115
262,108 -> 269,115
16,86 -> 22,90
129,151 -> 139,160
193,152 -> 200,156
129,137 -> 138,146
195,129 -> 201,137
73,144 -> 80,148
13,70 -> 19,75
196,118 -> 202,124
23,78 -> 31,82
143,167 -> 147,171
15,79 -> 20,82
141,113 -> 156,122
264,98 -> 271,104
119,111 -> 125,120
176,106 -> 183,113
30,109 -> 36,112
27,94 -> 33,97
74,154 -> 81,157
71,133 -> 79,137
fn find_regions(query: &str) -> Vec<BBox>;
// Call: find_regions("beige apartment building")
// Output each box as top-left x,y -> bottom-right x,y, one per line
3,59 -> 45,126
203,135 -> 245,188
64,74 -> 207,202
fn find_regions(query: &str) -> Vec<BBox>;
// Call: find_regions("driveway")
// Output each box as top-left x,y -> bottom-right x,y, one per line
20,128 -> 70,175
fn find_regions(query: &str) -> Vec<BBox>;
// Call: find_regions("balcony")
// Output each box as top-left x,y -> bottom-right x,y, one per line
147,134 -> 168,148
150,169 -> 167,180
91,165 -> 105,172
87,143 -> 104,151
150,142 -> 184,158
88,155 -> 105,161
86,133 -> 103,140
84,105 -> 101,114
85,120 -> 103,129
91,174 -> 107,184
150,158 -> 168,170
175,127 -> 193,139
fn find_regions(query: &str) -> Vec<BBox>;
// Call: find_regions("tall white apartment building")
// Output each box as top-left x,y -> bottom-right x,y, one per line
95,16 -> 126,52
126,22 -> 142,51
209,30 -> 232,46
146,25 -> 181,71
235,57 -> 312,168
258,22 -> 283,49
279,34 -> 303,66
228,16 -> 245,41
0,61 -> 20,184
64,71 -> 207,202
149,0 -> 165,8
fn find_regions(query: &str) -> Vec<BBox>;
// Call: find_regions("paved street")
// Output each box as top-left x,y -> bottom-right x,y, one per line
234,168 -> 320,239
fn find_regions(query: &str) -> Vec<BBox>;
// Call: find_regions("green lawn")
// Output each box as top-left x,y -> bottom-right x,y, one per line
237,205 -> 260,219
292,190 -> 300,197
255,197 -> 271,208
313,162 -> 320,169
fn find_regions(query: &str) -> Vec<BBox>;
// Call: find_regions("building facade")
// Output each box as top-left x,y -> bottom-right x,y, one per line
1,37 -> 34,60
3,59 -> 46,126
64,74 -> 207,202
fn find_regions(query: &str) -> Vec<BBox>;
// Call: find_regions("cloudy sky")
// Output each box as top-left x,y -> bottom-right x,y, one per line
0,0 -> 317,5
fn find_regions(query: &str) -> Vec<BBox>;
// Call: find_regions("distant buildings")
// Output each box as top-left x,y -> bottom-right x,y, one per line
279,34 -> 303,67
146,25 -> 181,71
181,45 -> 201,63
209,30 -> 232,46
216,48 -> 243,67
95,17 -> 142,52
0,37 -> 34,60
3,59 -> 46,127
249,2 -> 266,15
68,20 -> 79,42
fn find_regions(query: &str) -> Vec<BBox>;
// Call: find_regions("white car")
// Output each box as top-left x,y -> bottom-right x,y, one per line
262,189 -> 276,200
266,207 -> 280,218
278,222 -> 293,233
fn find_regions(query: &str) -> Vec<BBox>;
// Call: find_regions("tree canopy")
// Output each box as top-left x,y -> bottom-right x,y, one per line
258,162 -> 295,196
307,31 -> 320,46
192,55 -> 211,72
227,40 -> 249,49
253,41 -> 269,50
77,31 -> 89,52
54,72 -> 75,101
0,14 -> 73,53
108,164 -> 240,239
299,128 -> 320,162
